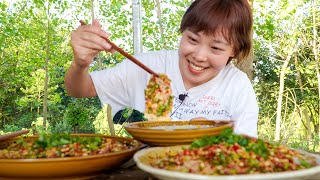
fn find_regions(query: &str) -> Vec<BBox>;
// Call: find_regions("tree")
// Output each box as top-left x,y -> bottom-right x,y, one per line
254,0 -> 320,149
236,0 -> 254,80
312,0 -> 319,138
64,99 -> 90,133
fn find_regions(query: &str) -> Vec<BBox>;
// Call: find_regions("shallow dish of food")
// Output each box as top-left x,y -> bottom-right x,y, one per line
134,129 -> 320,180
0,134 -> 143,179
124,120 -> 233,146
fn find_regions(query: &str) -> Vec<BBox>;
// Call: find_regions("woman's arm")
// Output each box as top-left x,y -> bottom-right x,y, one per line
65,61 -> 97,97
64,19 -> 113,97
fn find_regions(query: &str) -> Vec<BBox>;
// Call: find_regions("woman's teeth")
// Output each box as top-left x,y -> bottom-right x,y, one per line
190,62 -> 205,71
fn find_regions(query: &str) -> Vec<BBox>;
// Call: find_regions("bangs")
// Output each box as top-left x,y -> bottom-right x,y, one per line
185,1 -> 233,43
181,1 -> 233,45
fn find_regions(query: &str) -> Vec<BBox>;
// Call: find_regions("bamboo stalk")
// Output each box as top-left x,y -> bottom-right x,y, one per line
107,104 -> 115,136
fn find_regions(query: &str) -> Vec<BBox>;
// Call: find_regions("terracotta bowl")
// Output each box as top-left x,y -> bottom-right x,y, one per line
124,120 -> 233,146
0,134 -> 143,179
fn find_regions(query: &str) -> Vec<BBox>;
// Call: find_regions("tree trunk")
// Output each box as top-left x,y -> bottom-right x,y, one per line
43,1 -> 51,129
312,0 -> 320,138
275,48 -> 294,141
132,0 -> 143,54
154,0 -> 166,49
90,0 -> 103,70
236,0 -> 254,80
236,51 -> 254,81
90,0 -> 115,135
73,125 -> 78,134
294,54 -> 311,144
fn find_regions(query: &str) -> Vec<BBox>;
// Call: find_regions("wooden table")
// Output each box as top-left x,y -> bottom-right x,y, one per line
84,152 -> 320,180
88,165 -> 320,180
89,165 -> 158,180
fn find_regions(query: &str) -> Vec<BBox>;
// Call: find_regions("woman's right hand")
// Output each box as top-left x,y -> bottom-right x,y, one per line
70,19 -> 113,68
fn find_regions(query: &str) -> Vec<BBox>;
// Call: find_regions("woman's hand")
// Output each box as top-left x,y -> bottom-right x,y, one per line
70,19 -> 113,68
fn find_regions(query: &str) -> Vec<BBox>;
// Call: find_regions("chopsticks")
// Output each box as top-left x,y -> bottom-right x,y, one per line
79,20 -> 159,77
0,129 -> 30,141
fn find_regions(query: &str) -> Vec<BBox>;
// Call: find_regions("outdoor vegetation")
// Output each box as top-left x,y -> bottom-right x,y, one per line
0,0 -> 319,152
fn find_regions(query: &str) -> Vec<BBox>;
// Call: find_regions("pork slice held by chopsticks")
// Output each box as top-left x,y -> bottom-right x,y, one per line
144,74 -> 173,121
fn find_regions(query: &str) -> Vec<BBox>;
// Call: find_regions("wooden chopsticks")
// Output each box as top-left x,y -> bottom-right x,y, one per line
79,20 -> 159,77
0,129 -> 30,141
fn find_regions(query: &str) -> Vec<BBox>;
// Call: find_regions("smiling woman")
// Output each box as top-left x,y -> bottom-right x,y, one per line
65,0 -> 258,138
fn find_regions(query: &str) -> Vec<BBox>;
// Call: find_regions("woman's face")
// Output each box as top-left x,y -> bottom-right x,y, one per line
178,30 -> 235,90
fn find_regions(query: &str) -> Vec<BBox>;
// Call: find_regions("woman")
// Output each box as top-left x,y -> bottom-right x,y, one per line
65,0 -> 259,137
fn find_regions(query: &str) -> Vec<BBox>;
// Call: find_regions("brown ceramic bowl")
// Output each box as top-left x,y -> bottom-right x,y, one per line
124,120 -> 233,146
0,134 -> 143,179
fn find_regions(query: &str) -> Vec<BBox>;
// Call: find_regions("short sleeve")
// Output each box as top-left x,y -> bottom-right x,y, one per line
90,61 -> 130,113
231,75 -> 259,138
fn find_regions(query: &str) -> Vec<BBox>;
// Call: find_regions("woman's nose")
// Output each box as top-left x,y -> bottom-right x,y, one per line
193,47 -> 208,62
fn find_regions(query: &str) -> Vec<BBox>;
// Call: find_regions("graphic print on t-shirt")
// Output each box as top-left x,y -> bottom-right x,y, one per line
170,94 -> 232,120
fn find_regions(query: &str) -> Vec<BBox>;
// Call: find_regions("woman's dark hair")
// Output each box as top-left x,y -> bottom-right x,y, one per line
180,0 -> 253,63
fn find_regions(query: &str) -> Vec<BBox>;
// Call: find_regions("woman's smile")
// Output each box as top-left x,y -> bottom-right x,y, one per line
188,60 -> 207,73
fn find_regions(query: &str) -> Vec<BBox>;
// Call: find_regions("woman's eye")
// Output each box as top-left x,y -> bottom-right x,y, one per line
188,36 -> 197,43
212,47 -> 222,51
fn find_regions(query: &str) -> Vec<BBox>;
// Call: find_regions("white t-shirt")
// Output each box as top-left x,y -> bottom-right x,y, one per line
90,50 -> 259,137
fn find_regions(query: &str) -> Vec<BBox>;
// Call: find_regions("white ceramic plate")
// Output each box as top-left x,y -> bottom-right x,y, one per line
134,146 -> 320,180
